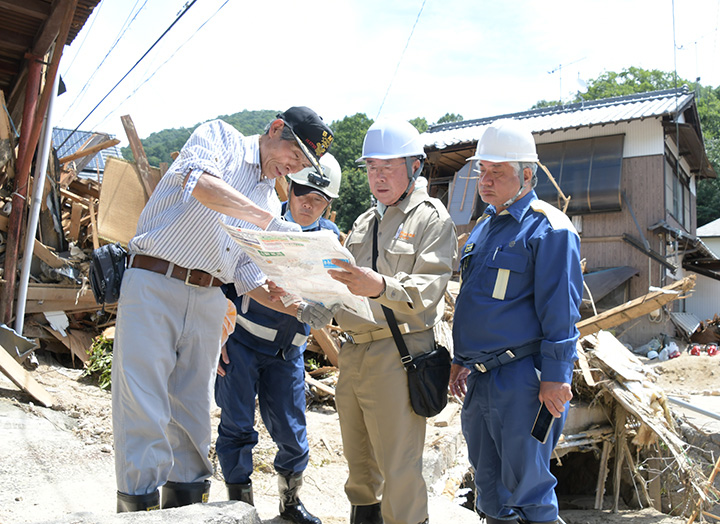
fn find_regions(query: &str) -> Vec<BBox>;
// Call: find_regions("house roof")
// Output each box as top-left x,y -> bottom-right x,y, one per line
53,127 -> 121,175
0,0 -> 101,119
421,87 -> 716,180
697,217 -> 720,238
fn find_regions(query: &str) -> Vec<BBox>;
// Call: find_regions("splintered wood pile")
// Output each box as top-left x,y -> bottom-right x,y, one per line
573,330 -> 718,516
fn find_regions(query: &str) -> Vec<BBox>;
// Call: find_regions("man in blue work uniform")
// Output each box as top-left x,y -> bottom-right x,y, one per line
214,154 -> 342,524
449,119 -> 583,524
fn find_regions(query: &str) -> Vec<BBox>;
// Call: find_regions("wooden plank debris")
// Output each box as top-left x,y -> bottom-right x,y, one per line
0,343 -> 55,407
579,329 -> 711,509
577,275 -> 696,337
58,138 -> 120,165
310,327 -> 340,367
97,156 -> 154,245
305,371 -> 335,397
121,115 -> 158,198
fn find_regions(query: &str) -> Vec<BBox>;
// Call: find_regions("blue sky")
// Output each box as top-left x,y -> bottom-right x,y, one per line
53,0 -> 720,146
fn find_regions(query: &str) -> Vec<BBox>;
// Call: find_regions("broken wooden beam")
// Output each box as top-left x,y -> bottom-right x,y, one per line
311,327 -> 340,367
121,115 -> 158,198
58,138 -> 120,165
576,275 -> 696,337
0,342 -> 55,407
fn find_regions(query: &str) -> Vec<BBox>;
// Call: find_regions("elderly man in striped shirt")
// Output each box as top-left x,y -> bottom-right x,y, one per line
112,107 -> 335,513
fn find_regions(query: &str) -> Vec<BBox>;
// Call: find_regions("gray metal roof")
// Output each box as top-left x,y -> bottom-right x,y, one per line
52,127 -> 122,174
422,87 -> 695,150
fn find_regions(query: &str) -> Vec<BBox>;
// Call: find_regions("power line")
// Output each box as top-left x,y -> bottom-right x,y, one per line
62,0 -> 148,120
93,0 -> 230,132
375,0 -> 427,119
59,0 -> 199,149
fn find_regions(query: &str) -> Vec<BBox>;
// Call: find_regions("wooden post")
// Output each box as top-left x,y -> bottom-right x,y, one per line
120,115 -> 156,200
595,439 -> 612,509
612,407 -> 627,513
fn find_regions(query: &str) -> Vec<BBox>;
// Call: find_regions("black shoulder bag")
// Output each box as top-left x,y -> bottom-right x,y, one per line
88,242 -> 128,305
372,219 -> 451,417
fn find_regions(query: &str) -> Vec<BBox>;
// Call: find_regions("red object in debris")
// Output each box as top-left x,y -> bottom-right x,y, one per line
690,345 -> 702,356
668,348 -> 681,359
707,344 -> 718,356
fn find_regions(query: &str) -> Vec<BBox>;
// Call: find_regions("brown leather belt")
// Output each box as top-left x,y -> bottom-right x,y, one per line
130,254 -> 222,287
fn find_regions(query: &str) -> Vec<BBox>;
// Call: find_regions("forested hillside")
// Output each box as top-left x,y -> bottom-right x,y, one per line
122,68 -> 720,232
120,109 -> 277,166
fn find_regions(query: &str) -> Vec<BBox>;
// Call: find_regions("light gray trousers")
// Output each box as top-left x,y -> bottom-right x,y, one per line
112,268 -> 226,495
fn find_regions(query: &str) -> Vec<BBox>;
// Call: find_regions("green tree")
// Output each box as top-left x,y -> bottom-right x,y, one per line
328,113 -> 374,171
409,117 -> 428,133
334,166 -> 372,233
122,110 -> 278,165
579,67 -> 679,100
435,112 -> 463,125
328,113 -> 374,231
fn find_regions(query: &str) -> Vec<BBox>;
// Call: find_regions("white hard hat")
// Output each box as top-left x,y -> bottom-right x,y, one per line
468,119 -> 538,163
357,118 -> 426,161
288,152 -> 341,199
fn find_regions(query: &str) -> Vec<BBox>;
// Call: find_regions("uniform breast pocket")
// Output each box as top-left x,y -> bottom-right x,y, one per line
385,239 -> 417,275
485,250 -> 530,301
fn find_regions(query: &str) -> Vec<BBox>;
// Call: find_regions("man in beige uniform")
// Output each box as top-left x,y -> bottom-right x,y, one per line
329,119 -> 457,524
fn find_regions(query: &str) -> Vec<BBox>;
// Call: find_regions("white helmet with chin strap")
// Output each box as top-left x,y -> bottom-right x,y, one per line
357,118 -> 426,205
469,118 -> 538,208
288,152 -> 342,199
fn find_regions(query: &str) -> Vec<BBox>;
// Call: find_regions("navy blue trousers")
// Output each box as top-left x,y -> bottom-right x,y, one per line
214,337 -> 309,484
461,355 -> 566,523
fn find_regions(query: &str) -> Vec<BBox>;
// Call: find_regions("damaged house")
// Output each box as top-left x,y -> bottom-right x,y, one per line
420,87 -> 719,347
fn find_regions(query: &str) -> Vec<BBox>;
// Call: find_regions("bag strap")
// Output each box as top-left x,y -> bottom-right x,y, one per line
372,219 -> 414,370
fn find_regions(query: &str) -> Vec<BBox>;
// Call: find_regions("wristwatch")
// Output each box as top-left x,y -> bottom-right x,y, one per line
295,301 -> 306,322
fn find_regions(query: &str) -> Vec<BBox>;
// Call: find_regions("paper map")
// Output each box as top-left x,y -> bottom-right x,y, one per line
221,223 -> 373,321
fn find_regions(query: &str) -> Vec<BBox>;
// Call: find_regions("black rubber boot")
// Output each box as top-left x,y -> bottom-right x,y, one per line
227,481 -> 254,505
161,480 -> 211,509
350,503 -> 383,524
486,517 -> 519,524
116,490 -> 160,512
278,473 -> 321,524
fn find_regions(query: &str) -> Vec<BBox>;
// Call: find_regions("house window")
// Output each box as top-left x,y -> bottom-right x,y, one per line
535,135 -> 624,215
664,152 -> 690,229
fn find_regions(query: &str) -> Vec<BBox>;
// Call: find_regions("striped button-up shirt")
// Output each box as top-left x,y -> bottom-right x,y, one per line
128,119 -> 280,294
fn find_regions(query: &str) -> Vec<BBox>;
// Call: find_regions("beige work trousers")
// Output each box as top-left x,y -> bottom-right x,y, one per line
336,330 -> 432,524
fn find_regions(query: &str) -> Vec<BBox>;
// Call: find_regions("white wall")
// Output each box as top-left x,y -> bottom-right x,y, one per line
685,236 -> 720,322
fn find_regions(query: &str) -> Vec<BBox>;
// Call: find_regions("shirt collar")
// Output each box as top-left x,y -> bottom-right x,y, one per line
374,182 -> 429,220
246,135 -> 261,169
485,190 -> 537,222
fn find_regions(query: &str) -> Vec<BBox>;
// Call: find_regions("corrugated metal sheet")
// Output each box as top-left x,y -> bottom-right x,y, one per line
422,88 -> 694,150
52,127 -> 122,175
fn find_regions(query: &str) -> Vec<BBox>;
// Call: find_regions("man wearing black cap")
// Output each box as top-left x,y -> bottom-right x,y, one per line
112,107 -> 334,513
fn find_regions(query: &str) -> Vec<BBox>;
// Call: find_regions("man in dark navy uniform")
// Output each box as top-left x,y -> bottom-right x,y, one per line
215,154 -> 342,524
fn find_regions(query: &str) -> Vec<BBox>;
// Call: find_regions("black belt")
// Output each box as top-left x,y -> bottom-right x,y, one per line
472,342 -> 540,373
131,254 -> 222,287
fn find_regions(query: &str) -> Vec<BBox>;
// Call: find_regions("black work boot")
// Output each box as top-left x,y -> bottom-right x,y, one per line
278,473 -> 321,524
486,518 -> 519,524
227,481 -> 254,505
116,490 -> 160,512
161,480 -> 211,509
350,503 -> 383,524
